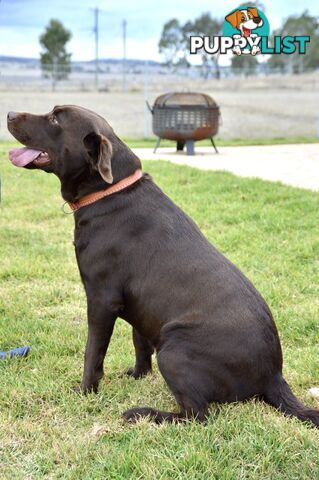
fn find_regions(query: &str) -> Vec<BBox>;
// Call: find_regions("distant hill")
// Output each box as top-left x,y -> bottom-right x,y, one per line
0,55 -> 160,66
0,55 -> 39,63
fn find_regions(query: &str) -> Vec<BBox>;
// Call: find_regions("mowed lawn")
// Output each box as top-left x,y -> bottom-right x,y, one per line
0,142 -> 318,479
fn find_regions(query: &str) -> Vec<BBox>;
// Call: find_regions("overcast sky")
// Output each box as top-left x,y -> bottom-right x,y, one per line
0,0 -> 317,61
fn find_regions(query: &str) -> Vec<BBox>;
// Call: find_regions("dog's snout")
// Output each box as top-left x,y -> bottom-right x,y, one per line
253,16 -> 261,24
7,111 -> 19,122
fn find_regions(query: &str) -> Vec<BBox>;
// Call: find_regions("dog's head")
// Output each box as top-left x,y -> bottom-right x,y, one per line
225,7 -> 263,37
7,105 -> 141,202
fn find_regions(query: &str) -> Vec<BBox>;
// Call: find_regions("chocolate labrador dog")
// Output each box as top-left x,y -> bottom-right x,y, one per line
7,106 -> 319,427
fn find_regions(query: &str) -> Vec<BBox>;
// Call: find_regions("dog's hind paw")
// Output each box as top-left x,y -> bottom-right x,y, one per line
122,407 -> 158,423
125,367 -> 151,379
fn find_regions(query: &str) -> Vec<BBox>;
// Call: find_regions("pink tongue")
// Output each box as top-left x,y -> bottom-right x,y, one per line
9,147 -> 42,167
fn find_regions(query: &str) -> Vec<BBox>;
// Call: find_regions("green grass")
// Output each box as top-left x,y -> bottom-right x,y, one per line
123,136 -> 319,149
4,136 -> 319,151
0,142 -> 318,479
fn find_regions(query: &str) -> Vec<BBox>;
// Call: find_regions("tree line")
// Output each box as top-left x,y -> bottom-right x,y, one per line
38,6 -> 319,89
158,9 -> 319,77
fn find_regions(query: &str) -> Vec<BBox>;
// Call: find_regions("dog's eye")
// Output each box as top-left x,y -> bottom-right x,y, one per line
50,115 -> 59,125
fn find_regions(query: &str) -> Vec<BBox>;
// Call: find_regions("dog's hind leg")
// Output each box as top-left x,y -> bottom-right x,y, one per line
123,343 -> 209,423
126,328 -> 154,379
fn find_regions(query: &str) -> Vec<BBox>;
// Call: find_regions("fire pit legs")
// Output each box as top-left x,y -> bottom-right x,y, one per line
186,140 -> 195,156
154,137 -> 161,154
154,136 -> 218,155
176,141 -> 185,152
211,137 -> 219,154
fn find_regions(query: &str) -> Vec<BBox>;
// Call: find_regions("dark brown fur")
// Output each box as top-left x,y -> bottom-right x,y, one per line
7,106 -> 319,427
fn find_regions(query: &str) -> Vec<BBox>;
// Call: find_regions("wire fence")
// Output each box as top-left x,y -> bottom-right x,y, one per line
1,61 -> 318,92
0,62 -> 318,140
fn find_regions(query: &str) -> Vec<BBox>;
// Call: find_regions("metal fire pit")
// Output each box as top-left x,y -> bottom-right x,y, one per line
148,92 -> 220,155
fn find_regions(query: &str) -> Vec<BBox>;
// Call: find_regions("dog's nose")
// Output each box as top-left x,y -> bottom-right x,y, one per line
253,16 -> 261,24
7,111 -> 19,122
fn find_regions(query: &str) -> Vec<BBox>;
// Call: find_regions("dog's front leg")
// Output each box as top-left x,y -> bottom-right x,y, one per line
81,303 -> 117,393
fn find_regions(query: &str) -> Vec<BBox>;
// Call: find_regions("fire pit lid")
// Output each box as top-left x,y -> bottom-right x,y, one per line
154,92 -> 217,108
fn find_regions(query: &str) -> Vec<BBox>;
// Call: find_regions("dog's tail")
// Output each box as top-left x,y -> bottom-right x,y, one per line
263,373 -> 319,428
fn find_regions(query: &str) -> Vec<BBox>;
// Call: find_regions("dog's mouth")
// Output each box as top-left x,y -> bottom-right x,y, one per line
9,147 -> 51,168
242,26 -> 251,37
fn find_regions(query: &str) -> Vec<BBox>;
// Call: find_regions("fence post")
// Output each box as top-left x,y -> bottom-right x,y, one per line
143,60 -> 150,138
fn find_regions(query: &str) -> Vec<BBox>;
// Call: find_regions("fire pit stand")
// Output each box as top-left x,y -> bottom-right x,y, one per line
148,92 -> 220,156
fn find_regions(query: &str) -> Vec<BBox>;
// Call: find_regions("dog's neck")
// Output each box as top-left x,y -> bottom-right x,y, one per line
60,138 -> 142,203
67,169 -> 143,212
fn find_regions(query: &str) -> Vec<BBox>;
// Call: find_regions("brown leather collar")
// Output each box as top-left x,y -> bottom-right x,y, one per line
68,169 -> 143,212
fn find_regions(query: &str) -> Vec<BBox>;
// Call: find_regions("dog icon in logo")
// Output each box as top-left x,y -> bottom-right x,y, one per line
225,7 -> 263,55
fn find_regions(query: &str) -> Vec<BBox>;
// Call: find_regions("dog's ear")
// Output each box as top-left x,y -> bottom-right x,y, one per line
83,132 -> 113,184
225,10 -> 241,28
247,7 -> 258,18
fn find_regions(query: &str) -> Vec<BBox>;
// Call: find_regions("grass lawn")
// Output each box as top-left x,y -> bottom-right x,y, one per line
0,142 -> 318,479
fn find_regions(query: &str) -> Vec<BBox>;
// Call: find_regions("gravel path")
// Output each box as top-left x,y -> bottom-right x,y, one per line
133,144 -> 319,191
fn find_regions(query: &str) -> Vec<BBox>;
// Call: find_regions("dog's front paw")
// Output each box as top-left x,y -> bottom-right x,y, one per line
72,383 -> 98,395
